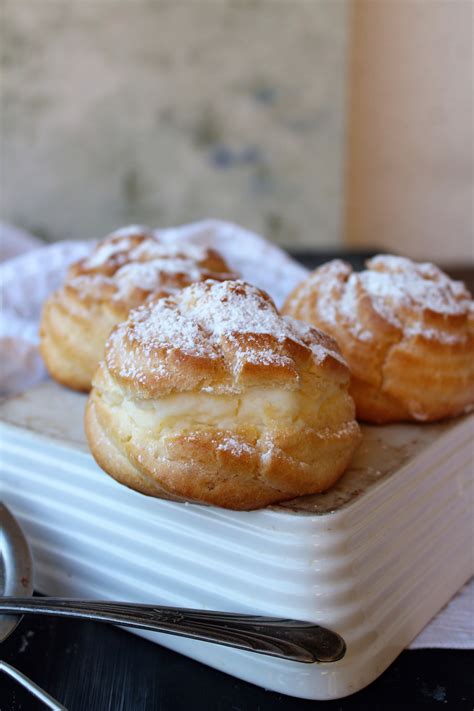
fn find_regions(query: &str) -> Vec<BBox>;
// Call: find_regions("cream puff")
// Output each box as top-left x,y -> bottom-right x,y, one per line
40,226 -> 235,391
85,279 -> 361,510
283,255 -> 474,423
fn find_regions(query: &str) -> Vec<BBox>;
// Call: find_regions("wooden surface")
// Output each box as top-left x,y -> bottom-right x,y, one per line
1,611 -> 472,710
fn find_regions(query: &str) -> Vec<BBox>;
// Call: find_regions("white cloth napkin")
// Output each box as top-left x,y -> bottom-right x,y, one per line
0,219 -> 472,650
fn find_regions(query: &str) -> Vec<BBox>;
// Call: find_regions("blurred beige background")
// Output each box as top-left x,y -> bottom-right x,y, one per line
0,0 -> 472,261
347,0 -> 473,263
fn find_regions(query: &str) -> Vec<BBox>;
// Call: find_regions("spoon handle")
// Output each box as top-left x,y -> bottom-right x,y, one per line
0,598 -> 345,664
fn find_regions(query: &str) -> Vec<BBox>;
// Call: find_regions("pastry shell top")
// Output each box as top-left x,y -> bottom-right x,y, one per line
105,278 -> 350,397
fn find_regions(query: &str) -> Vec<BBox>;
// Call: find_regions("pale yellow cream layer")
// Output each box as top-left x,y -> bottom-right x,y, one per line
100,382 -> 348,436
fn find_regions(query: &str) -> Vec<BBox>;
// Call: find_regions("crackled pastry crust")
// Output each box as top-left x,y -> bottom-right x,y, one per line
283,256 -> 474,423
85,280 -> 361,510
40,226 -> 235,391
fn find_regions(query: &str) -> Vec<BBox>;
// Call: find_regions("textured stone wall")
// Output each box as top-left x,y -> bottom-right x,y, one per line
0,1 -> 349,247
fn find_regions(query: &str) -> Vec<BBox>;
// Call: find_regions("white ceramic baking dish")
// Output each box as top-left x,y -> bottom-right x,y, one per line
1,381 -> 472,700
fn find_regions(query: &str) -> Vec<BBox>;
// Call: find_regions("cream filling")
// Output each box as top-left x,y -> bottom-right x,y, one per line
102,385 -> 337,435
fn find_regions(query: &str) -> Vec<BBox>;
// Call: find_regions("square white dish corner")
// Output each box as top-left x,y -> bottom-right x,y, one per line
1,380 -> 472,700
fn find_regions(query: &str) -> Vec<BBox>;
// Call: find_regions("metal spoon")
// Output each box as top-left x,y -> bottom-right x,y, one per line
0,503 -> 33,643
0,597 -> 346,664
1,503 -> 66,710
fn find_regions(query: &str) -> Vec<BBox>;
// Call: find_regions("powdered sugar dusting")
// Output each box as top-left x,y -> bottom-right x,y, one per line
287,314 -> 346,365
340,276 -> 374,341
182,280 -> 297,341
116,280 -> 344,381
131,240 -> 211,264
86,237 -> 137,269
309,256 -> 473,344
113,258 -> 204,299
69,228 -> 235,304
364,255 -> 471,324
217,435 -> 254,456
298,261 -> 345,328
84,226 -> 155,269
179,280 -> 340,368
74,225 -> 217,278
